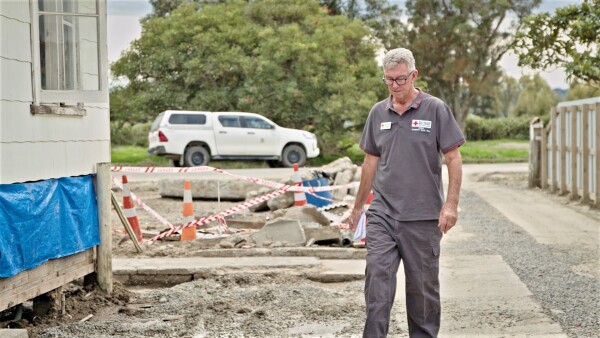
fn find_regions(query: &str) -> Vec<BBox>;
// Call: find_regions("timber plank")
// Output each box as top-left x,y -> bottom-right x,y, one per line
0,263 -> 94,311
0,250 -> 95,312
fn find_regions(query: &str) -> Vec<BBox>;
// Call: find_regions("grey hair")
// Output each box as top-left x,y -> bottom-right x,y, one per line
383,48 -> 416,72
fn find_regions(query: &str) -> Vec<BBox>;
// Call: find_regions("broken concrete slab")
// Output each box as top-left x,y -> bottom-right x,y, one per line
320,157 -> 356,176
219,233 -> 252,249
349,167 -> 361,196
266,191 -> 294,211
304,226 -> 342,244
333,169 -> 354,200
0,329 -> 29,338
158,178 -> 286,200
271,205 -> 331,226
224,218 -> 265,230
252,218 -> 306,246
245,187 -> 272,212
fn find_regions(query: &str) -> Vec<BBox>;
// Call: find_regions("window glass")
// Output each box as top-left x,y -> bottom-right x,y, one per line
150,112 -> 165,131
39,0 -> 97,14
243,116 -> 272,129
38,0 -> 100,91
218,115 -> 241,128
168,114 -> 207,125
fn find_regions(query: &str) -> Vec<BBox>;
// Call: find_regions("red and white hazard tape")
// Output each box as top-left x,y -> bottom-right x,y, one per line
111,176 -> 175,229
149,185 -> 291,242
111,165 -> 214,174
111,166 -> 358,193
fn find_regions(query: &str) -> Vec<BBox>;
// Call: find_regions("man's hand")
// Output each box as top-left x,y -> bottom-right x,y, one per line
349,208 -> 363,231
438,203 -> 458,234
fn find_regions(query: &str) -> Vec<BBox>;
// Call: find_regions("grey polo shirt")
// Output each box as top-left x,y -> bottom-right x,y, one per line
359,89 -> 465,221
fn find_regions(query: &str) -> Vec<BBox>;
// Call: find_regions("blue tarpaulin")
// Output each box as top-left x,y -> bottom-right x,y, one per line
0,175 -> 100,278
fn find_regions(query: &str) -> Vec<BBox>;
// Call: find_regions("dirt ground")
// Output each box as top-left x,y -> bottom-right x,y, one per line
1,170 -> 598,337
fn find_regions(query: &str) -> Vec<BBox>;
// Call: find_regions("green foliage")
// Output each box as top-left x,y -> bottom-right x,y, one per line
514,0 -> 600,84
111,0 -> 386,153
319,0 -> 407,49
112,139 -> 528,166
567,81 -> 600,100
465,115 -> 531,141
492,74 -> 519,118
110,122 -> 152,147
511,75 -> 557,117
405,0 -> 540,130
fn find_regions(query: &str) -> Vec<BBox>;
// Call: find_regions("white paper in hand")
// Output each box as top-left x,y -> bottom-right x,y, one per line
353,211 -> 367,242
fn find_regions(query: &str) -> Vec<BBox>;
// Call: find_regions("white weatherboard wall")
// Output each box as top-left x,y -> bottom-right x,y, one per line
0,1 -> 110,184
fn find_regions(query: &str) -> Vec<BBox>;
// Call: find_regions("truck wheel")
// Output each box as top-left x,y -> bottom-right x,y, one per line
184,146 -> 210,167
281,145 -> 306,167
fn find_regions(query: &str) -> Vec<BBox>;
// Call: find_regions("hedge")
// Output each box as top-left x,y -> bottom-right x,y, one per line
111,115 -> 536,147
465,115 -> 532,141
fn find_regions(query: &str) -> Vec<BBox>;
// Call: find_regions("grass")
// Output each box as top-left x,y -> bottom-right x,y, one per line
460,139 -> 529,163
111,139 -> 529,166
111,145 -> 170,166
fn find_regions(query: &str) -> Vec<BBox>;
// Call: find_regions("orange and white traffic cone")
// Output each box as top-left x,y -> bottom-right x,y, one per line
181,180 -> 197,241
122,175 -> 143,242
292,163 -> 307,207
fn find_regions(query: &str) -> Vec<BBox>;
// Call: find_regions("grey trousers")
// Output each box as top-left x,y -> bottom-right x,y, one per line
363,211 -> 443,338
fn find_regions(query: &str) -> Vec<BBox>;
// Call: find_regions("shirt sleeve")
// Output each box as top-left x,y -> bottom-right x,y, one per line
359,107 -> 380,156
436,100 -> 465,153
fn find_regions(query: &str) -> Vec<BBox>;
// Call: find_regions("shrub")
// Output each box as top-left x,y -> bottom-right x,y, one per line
465,115 -> 531,141
111,122 -> 152,147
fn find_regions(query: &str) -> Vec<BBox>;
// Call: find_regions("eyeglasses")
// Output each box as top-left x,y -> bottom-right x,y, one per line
382,71 -> 414,86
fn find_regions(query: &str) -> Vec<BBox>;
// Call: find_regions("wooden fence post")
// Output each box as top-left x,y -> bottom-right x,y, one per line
560,107 -> 567,195
95,162 -> 113,294
541,124 -> 548,189
582,104 -> 590,203
596,103 -> 600,207
551,107 -> 558,193
529,117 -> 543,188
570,106 -> 578,199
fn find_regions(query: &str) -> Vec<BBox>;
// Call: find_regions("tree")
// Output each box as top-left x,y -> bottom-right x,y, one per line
147,0 -> 225,18
492,74 -> 520,118
514,0 -> 600,84
111,0 -> 386,153
319,0 -> 406,49
405,0 -> 541,131
567,81 -> 600,100
511,74 -> 557,117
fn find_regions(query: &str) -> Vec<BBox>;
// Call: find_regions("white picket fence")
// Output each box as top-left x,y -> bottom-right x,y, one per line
539,97 -> 600,206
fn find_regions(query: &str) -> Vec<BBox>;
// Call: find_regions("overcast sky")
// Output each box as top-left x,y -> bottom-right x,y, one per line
107,0 -> 582,89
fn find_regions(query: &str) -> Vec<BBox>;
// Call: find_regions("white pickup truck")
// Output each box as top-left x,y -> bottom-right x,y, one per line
148,110 -> 320,167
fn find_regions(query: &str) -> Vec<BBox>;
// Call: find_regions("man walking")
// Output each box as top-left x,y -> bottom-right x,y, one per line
350,48 -> 465,337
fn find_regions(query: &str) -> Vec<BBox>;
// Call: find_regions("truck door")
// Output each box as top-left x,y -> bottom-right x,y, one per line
240,116 -> 279,155
213,115 -> 250,155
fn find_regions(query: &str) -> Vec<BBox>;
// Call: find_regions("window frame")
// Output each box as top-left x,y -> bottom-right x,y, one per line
30,0 -> 108,105
241,116 -> 274,130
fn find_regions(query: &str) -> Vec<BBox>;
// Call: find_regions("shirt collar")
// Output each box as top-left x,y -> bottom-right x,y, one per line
385,88 -> 425,112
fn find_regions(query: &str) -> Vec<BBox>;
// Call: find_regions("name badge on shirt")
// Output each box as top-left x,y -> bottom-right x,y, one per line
411,119 -> 432,132
380,122 -> 392,130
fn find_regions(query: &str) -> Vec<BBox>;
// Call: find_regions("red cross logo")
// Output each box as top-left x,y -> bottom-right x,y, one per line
413,121 -> 419,126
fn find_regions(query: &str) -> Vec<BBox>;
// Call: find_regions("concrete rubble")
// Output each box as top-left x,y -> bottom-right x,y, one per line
157,157 -> 360,204
153,157 -> 360,249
